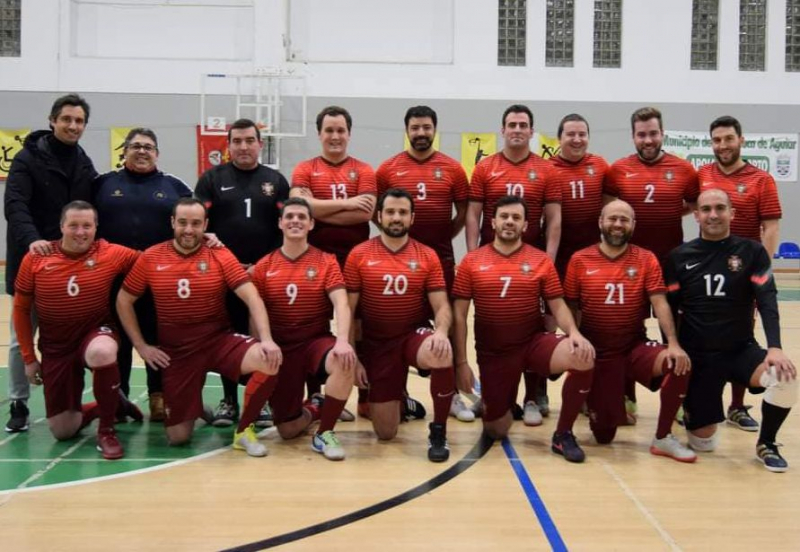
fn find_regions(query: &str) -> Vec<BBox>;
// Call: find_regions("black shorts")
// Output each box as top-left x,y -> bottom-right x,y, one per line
684,341 -> 766,430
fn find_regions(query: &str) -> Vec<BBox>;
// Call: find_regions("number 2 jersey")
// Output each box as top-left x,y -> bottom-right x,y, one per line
122,242 -> 251,354
14,239 -> 139,361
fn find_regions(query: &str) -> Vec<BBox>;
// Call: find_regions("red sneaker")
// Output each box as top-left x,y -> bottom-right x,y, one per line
96,428 -> 124,460
303,393 -> 325,422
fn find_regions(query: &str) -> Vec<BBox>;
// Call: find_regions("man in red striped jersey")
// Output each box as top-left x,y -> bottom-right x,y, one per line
116,198 -> 283,446
453,195 -> 595,460
236,198 -> 356,460
13,201 -> 140,459
561,200 -> 694,463
698,115 -> 784,431
345,188 -> 455,462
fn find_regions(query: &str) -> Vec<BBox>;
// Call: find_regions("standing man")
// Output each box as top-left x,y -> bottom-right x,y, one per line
345,188 -> 456,462
375,105 -> 472,422
561,200 -> 694,463
13,201 -> 139,459
195,118 -> 290,427
238,197 -> 356,460
116,198 -> 283,446
4,94 -> 98,433
94,128 -> 192,421
452,195 -> 594,457
466,104 -> 562,425
665,189 -> 796,472
698,115 -> 783,430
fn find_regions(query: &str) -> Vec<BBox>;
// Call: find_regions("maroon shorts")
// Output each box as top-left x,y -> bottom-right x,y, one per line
477,332 -> 564,422
270,336 -> 335,425
588,341 -> 664,430
358,328 -> 433,403
161,331 -> 254,427
42,326 -> 118,418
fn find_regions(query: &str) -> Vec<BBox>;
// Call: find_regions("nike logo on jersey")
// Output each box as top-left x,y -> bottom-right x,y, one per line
490,171 -> 505,178
221,186 -> 235,191
586,269 -> 600,275
579,389 -> 590,394
156,265 -> 171,271
367,260 -> 382,267
479,265 -> 492,271
685,262 -> 701,270
266,270 -> 280,277
396,170 -> 409,176
625,172 -> 638,178
44,264 -> 57,270
312,172 -> 324,176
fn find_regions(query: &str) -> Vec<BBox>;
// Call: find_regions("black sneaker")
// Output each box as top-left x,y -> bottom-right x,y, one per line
255,403 -> 274,428
5,400 -> 29,433
552,431 -> 585,463
427,422 -> 450,462
211,399 -> 239,427
511,403 -> 524,421
403,396 -> 427,421
756,442 -> 788,473
727,406 -> 759,432
115,391 -> 144,423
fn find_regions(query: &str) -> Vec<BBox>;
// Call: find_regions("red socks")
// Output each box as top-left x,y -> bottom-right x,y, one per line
92,363 -> 120,431
430,367 -> 455,425
238,372 -> 277,432
556,369 -> 594,434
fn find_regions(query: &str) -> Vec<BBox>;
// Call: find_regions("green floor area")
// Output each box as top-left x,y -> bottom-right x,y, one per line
0,369 -> 235,492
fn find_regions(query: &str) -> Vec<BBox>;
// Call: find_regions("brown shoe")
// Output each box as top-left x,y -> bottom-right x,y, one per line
149,392 -> 166,423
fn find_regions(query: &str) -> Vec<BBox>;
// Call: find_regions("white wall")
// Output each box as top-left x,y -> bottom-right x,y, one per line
3,0 -> 798,105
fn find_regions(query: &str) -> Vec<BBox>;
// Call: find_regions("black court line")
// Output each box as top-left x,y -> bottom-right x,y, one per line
221,434 -> 494,551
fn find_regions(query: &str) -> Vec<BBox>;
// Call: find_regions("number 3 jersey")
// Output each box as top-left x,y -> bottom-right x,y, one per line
664,235 -> 781,353
122,242 -> 250,352
564,244 -> 664,356
344,237 -> 445,342
251,246 -> 344,345
452,243 -> 563,355
14,239 -> 139,359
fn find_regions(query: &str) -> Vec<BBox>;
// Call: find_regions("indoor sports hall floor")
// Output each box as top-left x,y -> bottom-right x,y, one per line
1,275 -> 799,551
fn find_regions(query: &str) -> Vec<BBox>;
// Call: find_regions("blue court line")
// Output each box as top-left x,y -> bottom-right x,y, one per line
501,438 -> 568,552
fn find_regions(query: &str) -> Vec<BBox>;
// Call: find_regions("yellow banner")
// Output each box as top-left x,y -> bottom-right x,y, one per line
535,132 -> 561,160
0,129 -> 31,181
110,127 -> 133,171
460,133 -> 497,180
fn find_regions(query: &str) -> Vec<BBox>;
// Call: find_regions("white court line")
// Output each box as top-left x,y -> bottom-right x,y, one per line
601,461 -> 683,552
0,458 -> 206,463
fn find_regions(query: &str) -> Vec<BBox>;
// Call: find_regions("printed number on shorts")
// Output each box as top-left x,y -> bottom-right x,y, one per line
417,182 -> 427,200
330,183 -> 348,200
177,278 -> 191,299
604,283 -> 625,304
67,275 -> 80,297
703,274 -> 726,297
506,183 -> 524,197
286,283 -> 298,305
382,274 -> 408,295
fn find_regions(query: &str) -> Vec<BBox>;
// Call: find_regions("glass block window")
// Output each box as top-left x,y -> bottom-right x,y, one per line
787,0 -> 800,71
0,0 -> 20,58
499,0 -> 527,66
546,0 -> 574,67
739,0 -> 767,71
593,0 -> 622,68
691,0 -> 718,70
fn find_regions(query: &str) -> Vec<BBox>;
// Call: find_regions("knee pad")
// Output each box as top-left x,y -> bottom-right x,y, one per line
592,426 -> 617,444
687,430 -> 719,452
759,366 -> 799,409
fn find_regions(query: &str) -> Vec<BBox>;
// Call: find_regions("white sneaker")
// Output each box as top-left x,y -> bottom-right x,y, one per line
312,430 -> 346,461
232,424 -> 268,457
523,400 -> 543,426
450,394 -> 476,422
650,434 -> 697,463
535,394 -> 550,417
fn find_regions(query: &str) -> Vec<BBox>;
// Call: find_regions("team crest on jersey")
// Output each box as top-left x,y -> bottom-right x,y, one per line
349,170 -> 358,182
408,260 -> 419,272
736,182 -> 747,194
664,170 -> 674,182
198,261 -> 208,273
727,255 -> 743,272
586,166 -> 595,176
153,190 -> 166,200
434,168 -> 443,180
520,262 -> 531,274
261,183 -> 274,196
626,267 -> 638,279
85,258 -> 96,269
528,171 -> 537,181
112,189 -> 124,197
306,267 -> 318,280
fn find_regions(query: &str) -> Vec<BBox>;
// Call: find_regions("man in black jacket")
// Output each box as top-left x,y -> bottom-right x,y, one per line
4,94 -> 98,433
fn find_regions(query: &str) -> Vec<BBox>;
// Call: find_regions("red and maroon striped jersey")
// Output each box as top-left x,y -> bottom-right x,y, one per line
344,237 -> 445,341
251,246 -> 344,345
697,162 -> 782,242
122,241 -> 250,351
291,156 -> 377,261
469,152 -> 561,247
549,153 -> 609,274
564,244 -> 664,355
452,243 -> 563,354
15,239 -> 139,358
604,153 -> 699,264
376,151 -> 468,264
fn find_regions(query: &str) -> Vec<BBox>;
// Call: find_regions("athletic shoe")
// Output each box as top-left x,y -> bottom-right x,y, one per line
357,402 -> 371,420
523,400 -> 543,426
450,394 -> 475,422
403,396 -> 427,421
536,394 -> 550,417
254,403 -> 273,428
511,403 -> 524,421
149,392 -> 165,423
303,393 -> 325,422
4,400 -> 29,433
232,424 -> 268,457
211,399 -> 239,427
756,442 -> 788,473
96,428 -> 124,460
470,398 -> 484,418
116,391 -> 144,423
675,406 -> 685,427
551,431 -> 585,463
624,398 -> 638,426
427,422 -> 450,462
338,407 -> 356,422
727,406 -> 759,432
200,405 -> 215,425
312,430 -> 346,461
650,434 -> 697,463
